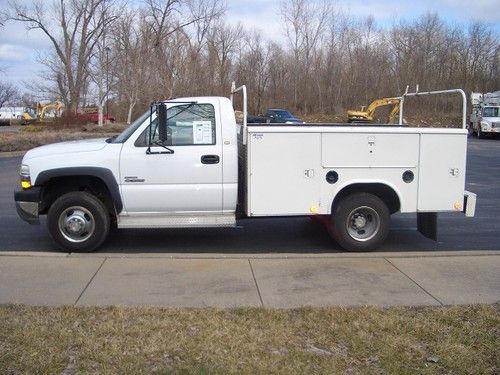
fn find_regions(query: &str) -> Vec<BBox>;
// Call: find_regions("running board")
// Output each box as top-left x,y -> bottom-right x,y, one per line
117,214 -> 236,229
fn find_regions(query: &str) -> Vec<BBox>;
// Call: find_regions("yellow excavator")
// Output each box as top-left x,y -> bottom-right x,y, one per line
20,101 -> 65,125
347,97 -> 401,123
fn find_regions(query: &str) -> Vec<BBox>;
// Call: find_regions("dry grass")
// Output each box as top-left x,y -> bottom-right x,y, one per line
0,132 -> 112,152
0,123 -> 128,152
300,112 -> 464,127
0,304 -> 498,374
301,113 -> 347,123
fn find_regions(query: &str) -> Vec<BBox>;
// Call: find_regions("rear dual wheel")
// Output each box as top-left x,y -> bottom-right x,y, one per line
329,193 -> 390,252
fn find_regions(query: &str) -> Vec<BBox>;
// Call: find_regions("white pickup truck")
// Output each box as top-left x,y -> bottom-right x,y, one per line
14,84 -> 476,252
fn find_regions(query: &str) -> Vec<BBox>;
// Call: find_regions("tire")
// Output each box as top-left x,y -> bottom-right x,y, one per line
47,191 -> 110,252
330,193 -> 390,252
477,126 -> 484,138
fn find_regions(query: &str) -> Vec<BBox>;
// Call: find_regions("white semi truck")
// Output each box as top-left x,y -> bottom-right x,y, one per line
14,84 -> 476,252
469,91 -> 500,137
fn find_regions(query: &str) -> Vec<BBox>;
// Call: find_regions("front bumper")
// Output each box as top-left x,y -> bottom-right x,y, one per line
14,187 -> 41,224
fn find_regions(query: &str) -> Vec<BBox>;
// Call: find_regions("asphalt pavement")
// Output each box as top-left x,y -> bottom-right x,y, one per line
0,137 -> 499,254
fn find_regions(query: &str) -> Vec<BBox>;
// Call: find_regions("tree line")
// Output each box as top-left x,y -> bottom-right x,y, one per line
2,0 -> 499,123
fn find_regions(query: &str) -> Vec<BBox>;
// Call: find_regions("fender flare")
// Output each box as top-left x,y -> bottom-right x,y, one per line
35,167 -> 123,213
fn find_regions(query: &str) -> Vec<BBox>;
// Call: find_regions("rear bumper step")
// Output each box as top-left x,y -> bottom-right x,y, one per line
463,191 -> 477,217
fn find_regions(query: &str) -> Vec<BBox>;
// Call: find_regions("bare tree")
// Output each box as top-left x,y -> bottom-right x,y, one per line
207,21 -> 244,92
7,1 -> 498,123
280,0 -> 330,111
235,31 -> 271,113
142,0 -> 225,98
112,11 -> 152,123
7,0 -> 119,113
0,82 -> 18,109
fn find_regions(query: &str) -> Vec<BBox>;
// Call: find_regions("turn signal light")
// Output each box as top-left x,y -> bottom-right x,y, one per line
21,180 -> 32,189
310,205 -> 319,214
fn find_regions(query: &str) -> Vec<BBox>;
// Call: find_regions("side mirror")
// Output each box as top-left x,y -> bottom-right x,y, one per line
158,103 -> 167,142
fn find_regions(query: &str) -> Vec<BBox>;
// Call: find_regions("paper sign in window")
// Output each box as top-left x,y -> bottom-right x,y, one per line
193,121 -> 213,144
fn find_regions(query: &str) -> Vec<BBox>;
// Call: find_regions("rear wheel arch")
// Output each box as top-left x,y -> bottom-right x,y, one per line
331,183 -> 401,215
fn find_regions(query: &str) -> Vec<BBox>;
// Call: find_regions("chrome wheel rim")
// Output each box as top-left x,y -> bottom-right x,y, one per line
345,206 -> 380,242
58,206 -> 95,243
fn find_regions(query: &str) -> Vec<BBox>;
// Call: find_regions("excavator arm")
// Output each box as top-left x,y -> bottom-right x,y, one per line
347,97 -> 401,123
37,101 -> 65,121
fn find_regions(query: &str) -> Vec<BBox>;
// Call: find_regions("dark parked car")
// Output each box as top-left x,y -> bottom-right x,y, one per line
246,109 -> 305,124
265,109 -> 305,124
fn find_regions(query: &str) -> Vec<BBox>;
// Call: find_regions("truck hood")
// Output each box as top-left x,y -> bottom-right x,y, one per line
482,116 -> 500,123
24,138 -> 109,160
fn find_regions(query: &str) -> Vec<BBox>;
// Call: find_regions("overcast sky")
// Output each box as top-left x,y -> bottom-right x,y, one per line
0,0 -> 498,91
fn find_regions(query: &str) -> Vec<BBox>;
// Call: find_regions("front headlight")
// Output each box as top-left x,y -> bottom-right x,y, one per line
20,164 -> 32,189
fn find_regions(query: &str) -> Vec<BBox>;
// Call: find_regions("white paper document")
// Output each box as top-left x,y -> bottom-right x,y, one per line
193,121 -> 213,144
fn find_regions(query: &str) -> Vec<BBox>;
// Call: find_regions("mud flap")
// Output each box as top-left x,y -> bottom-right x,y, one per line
417,212 -> 437,241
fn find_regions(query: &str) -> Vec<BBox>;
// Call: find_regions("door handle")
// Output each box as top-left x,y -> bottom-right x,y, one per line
201,155 -> 220,164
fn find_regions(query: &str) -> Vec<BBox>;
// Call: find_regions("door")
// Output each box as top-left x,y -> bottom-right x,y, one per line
119,102 -> 223,214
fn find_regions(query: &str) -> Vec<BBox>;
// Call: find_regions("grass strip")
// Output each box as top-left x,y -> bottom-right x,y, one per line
0,304 -> 498,374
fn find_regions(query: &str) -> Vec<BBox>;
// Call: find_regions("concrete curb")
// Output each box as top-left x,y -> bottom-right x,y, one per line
1,250 -> 500,259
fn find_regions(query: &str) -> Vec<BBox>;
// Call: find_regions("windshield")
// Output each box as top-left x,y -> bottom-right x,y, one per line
273,110 -> 293,118
483,107 -> 500,118
113,110 -> 150,143
24,107 -> 36,117
135,103 -> 216,147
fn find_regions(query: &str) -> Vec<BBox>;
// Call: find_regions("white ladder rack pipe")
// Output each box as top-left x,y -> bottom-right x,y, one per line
230,82 -> 248,144
399,86 -> 467,129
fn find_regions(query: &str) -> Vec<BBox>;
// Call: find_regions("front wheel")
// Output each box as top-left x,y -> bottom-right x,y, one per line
330,193 -> 390,252
47,191 -> 110,252
477,126 -> 486,139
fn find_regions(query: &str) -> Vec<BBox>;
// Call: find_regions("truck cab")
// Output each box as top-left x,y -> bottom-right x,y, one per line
470,91 -> 500,137
478,106 -> 500,136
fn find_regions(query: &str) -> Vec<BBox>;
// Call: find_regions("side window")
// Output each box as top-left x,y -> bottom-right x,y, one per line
135,104 -> 216,147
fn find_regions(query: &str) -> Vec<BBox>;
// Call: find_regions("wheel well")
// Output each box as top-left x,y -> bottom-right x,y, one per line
39,175 -> 116,218
331,183 -> 400,214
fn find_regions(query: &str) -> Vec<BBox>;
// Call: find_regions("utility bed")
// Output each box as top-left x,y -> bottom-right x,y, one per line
239,124 -> 468,217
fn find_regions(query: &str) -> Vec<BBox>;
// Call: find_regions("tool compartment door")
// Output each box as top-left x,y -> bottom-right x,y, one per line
418,133 -> 467,212
322,133 -> 419,168
247,132 -> 321,216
